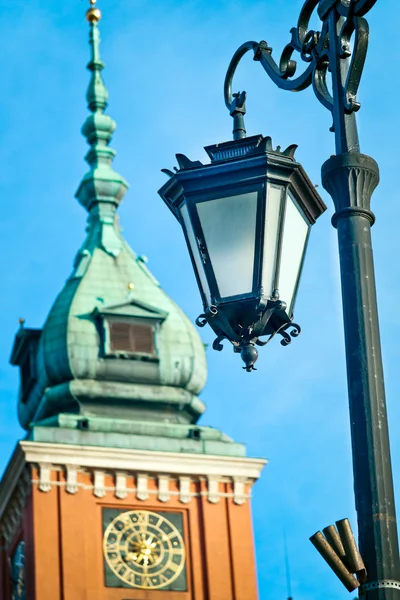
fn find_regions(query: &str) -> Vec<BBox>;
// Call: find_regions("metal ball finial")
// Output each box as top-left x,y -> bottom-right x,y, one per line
86,0 -> 101,23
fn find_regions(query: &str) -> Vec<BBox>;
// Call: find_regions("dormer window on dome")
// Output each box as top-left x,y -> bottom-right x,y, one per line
93,300 -> 168,361
109,321 -> 155,355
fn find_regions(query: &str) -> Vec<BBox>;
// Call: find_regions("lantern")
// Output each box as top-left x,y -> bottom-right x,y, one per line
158,135 -> 326,370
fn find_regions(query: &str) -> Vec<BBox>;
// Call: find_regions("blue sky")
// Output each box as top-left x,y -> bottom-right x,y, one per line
0,0 -> 399,598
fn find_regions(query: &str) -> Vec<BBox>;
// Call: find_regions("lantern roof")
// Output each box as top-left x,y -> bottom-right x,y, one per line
159,134 -> 326,225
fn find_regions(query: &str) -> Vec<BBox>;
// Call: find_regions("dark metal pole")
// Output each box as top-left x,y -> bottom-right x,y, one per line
222,0 -> 400,595
323,153 -> 400,598
321,7 -> 400,598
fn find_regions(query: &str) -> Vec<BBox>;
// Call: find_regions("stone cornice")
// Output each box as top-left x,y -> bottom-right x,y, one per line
0,441 -> 267,527
19,441 -> 266,480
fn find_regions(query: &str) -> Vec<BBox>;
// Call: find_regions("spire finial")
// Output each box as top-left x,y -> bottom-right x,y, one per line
85,0 -> 107,112
75,0 -> 129,220
86,0 -> 101,23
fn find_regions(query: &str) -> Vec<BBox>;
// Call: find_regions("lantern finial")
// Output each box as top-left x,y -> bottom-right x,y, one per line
240,344 -> 259,372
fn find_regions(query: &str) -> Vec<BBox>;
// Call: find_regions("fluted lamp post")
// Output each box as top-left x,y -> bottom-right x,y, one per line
159,0 -> 400,598
159,137 -> 326,372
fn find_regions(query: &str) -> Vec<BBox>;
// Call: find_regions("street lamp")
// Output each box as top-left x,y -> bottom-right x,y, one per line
159,0 -> 400,599
158,136 -> 326,371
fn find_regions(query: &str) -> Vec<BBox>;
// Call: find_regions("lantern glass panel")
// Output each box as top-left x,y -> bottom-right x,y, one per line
180,204 -> 211,305
278,192 -> 310,315
196,191 -> 258,298
261,184 -> 283,299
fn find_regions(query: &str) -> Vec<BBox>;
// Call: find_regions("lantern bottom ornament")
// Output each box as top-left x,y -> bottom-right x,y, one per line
195,296 -> 301,372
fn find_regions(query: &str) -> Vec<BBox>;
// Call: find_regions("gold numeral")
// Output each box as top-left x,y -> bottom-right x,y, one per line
143,576 -> 153,587
159,574 -> 169,586
105,541 -> 119,554
168,561 -> 181,573
125,571 -> 136,584
108,555 -> 122,569
137,511 -> 149,524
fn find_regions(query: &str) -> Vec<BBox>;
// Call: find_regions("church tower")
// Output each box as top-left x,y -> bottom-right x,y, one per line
0,3 -> 265,599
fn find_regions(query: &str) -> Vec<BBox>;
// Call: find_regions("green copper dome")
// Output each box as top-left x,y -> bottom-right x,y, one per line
12,14 -> 208,432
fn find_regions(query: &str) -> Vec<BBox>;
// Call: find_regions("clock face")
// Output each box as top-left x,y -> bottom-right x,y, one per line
103,509 -> 186,590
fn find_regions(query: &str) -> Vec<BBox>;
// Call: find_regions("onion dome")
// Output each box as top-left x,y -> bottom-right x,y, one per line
11,2 -> 209,436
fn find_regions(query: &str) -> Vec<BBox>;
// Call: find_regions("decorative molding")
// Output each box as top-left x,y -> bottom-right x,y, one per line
179,477 -> 191,504
233,477 -> 246,505
66,465 -> 79,494
207,476 -> 220,504
158,476 -> 170,502
0,442 -> 265,514
20,441 -> 266,481
115,472 -> 128,499
0,466 -> 32,549
93,470 -> 106,498
136,474 -> 149,501
38,463 -> 52,493
321,152 -> 379,227
28,472 -> 254,504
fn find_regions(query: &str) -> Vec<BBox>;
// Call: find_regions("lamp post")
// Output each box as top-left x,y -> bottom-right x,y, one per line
159,0 -> 400,597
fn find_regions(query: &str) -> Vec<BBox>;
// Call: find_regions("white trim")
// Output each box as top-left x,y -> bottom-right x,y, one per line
207,476 -> 220,504
115,472 -> 128,499
158,475 -> 170,502
66,465 -> 79,494
93,470 -> 106,498
28,479 -> 253,501
179,477 -> 191,504
38,463 -> 52,492
20,441 -> 266,480
136,474 -> 149,501
0,441 -> 266,521
233,477 -> 246,505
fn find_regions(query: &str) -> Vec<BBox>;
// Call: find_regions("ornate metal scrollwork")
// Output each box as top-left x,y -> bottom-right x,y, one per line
195,297 -> 301,371
212,335 -> 225,352
224,0 -> 377,154
255,321 -> 302,348
279,322 -> 302,346
195,314 -> 207,328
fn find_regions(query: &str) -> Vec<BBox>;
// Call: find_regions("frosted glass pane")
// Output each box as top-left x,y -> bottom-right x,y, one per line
261,185 -> 282,298
197,192 -> 258,298
278,193 -> 309,314
180,204 -> 211,305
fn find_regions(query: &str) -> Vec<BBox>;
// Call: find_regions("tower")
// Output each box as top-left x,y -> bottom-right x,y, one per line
0,3 -> 265,599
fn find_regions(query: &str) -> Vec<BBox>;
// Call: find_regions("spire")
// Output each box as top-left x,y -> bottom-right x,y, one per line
86,1 -> 108,112
75,0 -> 128,216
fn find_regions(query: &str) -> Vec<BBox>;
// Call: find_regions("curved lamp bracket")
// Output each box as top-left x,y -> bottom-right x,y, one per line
224,0 -> 377,154
223,41 -> 258,140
